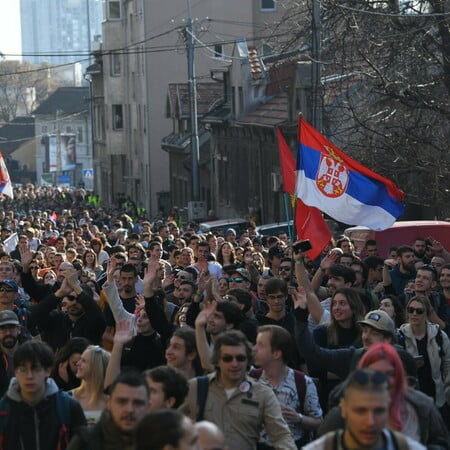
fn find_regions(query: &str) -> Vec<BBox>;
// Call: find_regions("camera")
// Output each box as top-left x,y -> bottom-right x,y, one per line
293,240 -> 313,254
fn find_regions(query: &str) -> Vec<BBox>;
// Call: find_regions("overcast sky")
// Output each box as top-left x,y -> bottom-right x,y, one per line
0,0 -> 21,60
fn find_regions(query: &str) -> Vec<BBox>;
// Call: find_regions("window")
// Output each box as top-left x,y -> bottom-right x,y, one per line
261,0 -> 276,11
238,87 -> 244,114
110,53 -> 121,76
107,0 -> 121,20
213,44 -> 223,59
112,104 -> 123,130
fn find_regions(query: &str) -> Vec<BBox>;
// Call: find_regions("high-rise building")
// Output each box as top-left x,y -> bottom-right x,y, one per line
20,0 -> 103,70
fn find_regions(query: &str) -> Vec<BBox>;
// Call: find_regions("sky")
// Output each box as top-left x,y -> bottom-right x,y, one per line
0,0 -> 22,60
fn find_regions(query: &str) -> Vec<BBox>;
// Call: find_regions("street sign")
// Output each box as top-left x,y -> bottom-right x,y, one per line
83,169 -> 94,178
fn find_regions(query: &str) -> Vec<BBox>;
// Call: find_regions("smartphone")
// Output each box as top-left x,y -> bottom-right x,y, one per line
293,240 -> 313,254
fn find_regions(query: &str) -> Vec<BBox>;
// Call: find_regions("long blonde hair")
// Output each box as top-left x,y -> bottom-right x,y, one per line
76,345 -> 110,407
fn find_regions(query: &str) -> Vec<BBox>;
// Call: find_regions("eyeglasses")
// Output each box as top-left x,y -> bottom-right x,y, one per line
221,354 -> 247,363
407,307 -> 425,315
279,266 -> 291,272
228,277 -> 244,283
16,365 -> 45,375
0,287 -> 16,293
267,294 -> 285,301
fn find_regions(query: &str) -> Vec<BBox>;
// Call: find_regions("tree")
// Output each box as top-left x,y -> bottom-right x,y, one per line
264,1 -> 450,218
0,60 -> 60,122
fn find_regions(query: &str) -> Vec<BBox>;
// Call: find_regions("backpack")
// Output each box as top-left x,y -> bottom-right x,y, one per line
249,367 -> 307,414
323,429 -> 409,450
0,390 -> 72,450
195,369 -> 307,420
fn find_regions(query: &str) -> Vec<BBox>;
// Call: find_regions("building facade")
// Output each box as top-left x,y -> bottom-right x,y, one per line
32,87 -> 93,187
91,0 -> 288,215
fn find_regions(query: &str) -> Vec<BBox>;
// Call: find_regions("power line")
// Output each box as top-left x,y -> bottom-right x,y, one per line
335,4 -> 450,18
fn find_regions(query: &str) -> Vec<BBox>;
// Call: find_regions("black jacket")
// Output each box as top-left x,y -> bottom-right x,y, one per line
1,378 -> 86,450
30,290 -> 106,351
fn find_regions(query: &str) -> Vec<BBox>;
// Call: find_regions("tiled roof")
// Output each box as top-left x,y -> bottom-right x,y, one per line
32,87 -> 90,115
0,116 -> 35,154
166,83 -> 224,118
236,93 -> 289,128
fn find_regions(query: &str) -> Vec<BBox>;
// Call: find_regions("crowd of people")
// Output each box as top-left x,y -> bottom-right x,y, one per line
0,185 -> 448,449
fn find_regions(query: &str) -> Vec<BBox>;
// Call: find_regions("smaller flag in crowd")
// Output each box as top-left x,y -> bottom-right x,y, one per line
0,153 -> 13,200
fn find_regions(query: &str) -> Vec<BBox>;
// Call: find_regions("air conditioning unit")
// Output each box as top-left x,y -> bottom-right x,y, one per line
188,201 -> 206,221
271,172 -> 282,192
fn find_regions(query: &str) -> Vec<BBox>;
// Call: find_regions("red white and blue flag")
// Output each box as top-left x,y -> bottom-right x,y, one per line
296,117 -> 405,231
0,153 -> 13,199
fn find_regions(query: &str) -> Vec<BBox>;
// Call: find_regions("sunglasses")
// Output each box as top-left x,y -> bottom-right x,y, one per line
228,277 -> 244,283
349,369 -> 387,386
279,266 -> 291,272
221,354 -> 247,363
407,307 -> 425,315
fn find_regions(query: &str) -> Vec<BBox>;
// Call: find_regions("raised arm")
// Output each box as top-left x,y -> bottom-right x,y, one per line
292,286 -> 354,380
104,319 -> 135,389
102,260 -> 136,327
293,247 -> 326,324
195,301 -> 215,372
143,262 -> 174,345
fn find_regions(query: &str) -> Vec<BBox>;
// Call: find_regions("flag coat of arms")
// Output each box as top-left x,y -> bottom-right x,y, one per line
276,127 -> 331,260
296,118 -> 405,231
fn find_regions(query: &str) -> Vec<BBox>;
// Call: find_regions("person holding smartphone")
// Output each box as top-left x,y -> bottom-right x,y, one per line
398,295 -> 450,426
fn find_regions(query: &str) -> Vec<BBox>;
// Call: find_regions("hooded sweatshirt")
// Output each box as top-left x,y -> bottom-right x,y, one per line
1,377 -> 86,450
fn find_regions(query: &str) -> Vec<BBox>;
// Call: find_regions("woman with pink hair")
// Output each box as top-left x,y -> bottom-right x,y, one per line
317,343 -> 448,448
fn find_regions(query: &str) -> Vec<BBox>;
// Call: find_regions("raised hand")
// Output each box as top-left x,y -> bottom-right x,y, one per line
195,300 -> 216,328
135,293 -> 145,310
291,286 -> 308,310
197,269 -> 211,293
113,319 -> 135,346
106,257 -> 117,285
21,248 -> 35,271
320,248 -> 341,269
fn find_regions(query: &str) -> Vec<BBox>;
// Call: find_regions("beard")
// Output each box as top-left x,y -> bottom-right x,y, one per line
1,335 -> 18,349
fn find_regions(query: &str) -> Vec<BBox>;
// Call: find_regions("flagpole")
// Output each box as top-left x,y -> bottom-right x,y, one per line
293,112 -> 302,245
283,193 -> 292,243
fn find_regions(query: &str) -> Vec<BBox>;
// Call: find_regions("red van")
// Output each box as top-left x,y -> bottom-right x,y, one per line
345,220 -> 450,258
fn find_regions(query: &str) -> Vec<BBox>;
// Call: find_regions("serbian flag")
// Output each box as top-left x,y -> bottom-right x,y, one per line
296,118 -> 405,231
0,153 -> 13,199
277,127 -> 331,260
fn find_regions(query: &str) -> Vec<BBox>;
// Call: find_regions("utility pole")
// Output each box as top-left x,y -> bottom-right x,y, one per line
56,109 -> 61,186
311,0 -> 322,131
186,0 -> 200,201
